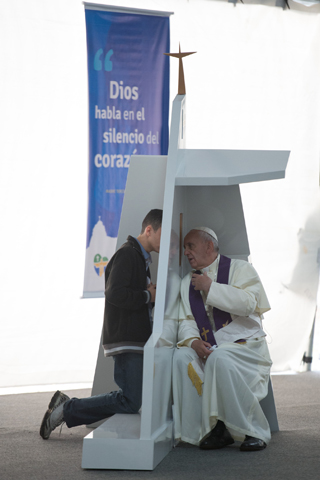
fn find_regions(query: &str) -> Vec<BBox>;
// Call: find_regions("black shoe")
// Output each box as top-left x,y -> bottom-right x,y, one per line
200,421 -> 235,450
40,390 -> 70,440
240,435 -> 267,452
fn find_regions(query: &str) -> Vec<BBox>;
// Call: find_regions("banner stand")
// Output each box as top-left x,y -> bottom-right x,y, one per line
83,3 -> 171,298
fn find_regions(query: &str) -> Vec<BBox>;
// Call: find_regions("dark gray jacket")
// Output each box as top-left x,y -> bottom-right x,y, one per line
102,236 -> 152,356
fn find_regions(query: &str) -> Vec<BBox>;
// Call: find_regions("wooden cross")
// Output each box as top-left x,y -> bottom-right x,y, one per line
164,44 -> 196,95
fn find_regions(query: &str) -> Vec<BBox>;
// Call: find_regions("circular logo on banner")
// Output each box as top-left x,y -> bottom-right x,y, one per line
94,254 -> 108,277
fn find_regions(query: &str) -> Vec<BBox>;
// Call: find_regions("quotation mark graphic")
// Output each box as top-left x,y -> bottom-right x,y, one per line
94,49 -> 113,72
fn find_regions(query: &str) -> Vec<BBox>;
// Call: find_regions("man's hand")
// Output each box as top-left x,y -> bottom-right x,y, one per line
147,282 -> 156,303
191,271 -> 212,293
191,339 -> 212,361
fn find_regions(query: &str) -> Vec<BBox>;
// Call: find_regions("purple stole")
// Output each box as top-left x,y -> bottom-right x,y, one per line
189,255 -> 232,346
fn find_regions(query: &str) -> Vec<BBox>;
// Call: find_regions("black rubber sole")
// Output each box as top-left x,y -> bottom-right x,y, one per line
39,409 -> 51,440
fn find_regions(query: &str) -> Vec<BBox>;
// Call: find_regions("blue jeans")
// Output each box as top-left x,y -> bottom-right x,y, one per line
63,353 -> 143,428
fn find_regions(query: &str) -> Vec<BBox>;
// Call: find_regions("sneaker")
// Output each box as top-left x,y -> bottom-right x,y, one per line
40,390 -> 70,440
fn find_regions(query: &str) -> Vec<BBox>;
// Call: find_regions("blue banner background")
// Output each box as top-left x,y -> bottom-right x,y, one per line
85,10 -> 170,244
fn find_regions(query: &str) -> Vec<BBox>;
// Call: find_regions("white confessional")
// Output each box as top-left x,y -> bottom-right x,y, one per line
82,51 -> 290,470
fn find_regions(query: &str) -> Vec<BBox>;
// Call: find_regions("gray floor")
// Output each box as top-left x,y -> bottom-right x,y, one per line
1,372 -> 320,480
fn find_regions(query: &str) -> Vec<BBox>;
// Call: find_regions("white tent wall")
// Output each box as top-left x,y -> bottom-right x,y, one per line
1,0 -> 320,389
0,0 -> 103,388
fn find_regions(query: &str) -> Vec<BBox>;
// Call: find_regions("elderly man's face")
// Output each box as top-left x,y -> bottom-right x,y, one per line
183,231 -> 214,270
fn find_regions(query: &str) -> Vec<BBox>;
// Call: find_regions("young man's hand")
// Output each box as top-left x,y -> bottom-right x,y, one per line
147,282 -> 156,302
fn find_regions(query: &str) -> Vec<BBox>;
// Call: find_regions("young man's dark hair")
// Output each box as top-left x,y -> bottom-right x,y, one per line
141,209 -> 163,234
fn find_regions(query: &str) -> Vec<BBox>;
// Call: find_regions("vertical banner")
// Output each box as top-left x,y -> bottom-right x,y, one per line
83,6 -> 170,297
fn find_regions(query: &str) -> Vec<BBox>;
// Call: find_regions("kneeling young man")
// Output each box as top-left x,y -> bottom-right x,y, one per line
40,209 -> 162,439
173,227 -> 272,452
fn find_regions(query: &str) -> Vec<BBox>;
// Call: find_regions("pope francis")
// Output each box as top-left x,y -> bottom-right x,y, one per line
173,227 -> 272,451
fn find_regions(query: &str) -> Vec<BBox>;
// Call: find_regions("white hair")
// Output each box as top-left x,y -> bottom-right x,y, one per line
194,229 -> 219,252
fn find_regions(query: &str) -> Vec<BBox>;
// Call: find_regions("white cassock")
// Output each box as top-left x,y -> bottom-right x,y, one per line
173,254 -> 273,445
